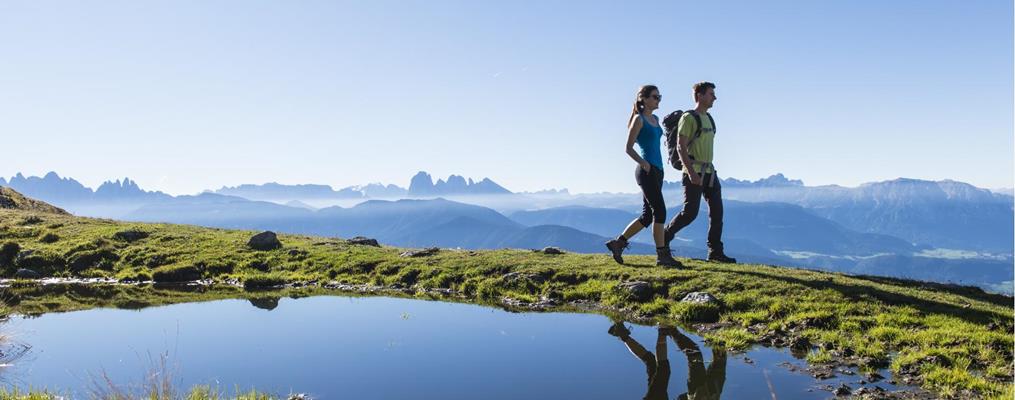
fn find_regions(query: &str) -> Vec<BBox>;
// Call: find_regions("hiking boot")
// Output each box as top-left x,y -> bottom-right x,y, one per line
707,251 -> 737,264
656,247 -> 683,268
605,236 -> 629,264
608,322 -> 631,337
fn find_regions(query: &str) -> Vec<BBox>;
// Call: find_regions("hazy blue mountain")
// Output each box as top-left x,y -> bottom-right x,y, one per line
788,253 -> 1013,292
519,188 -> 570,195
408,171 -> 511,196
389,216 -> 657,254
124,196 -> 643,254
354,183 -> 408,198
803,179 -> 1014,253
315,198 -> 521,239
664,174 -> 1013,253
285,200 -> 318,210
94,178 -> 172,202
0,177 -> 6,186
2,172 -> 93,203
390,216 -> 521,249
125,193 -> 315,230
499,224 -> 655,254
510,205 -> 637,238
214,182 -> 363,201
1,172 -> 170,217
510,202 -> 917,256
722,173 -> 804,188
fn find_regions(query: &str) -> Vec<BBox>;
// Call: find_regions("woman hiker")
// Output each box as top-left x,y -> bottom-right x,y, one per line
605,85 -> 682,268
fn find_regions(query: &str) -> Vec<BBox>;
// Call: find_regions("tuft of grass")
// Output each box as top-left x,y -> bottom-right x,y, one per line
702,328 -> 757,351
242,273 -> 287,290
38,233 -> 59,243
0,388 -> 61,400
806,348 -> 835,364
670,301 -> 722,323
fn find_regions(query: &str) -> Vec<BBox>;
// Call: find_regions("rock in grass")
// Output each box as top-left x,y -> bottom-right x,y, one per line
243,274 -> 286,290
0,242 -> 19,267
348,236 -> 380,247
400,247 -> 439,257
113,229 -> 149,242
247,231 -> 282,251
152,265 -> 202,282
681,292 -> 719,304
502,272 -> 546,285
14,268 -> 40,279
540,247 -> 564,255
618,281 -> 653,302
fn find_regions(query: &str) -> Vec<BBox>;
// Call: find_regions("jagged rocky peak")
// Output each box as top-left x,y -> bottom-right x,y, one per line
97,177 -> 142,192
408,171 -> 512,196
722,173 -> 804,188
408,171 -> 436,195
758,173 -> 803,186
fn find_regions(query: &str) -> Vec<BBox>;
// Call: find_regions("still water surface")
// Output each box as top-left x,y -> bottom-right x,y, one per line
4,295 -> 905,399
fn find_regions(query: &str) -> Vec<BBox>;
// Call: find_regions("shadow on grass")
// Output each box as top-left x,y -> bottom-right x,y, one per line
735,268 -> 1013,328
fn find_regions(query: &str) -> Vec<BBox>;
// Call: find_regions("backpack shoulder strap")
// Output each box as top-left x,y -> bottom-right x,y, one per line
706,112 -> 716,134
687,110 -> 703,140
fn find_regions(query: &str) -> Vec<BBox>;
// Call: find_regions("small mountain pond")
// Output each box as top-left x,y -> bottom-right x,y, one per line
2,293 -> 921,399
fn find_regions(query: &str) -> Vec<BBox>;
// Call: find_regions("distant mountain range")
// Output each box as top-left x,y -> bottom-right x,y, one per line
706,176 -> 1014,253
209,171 -> 511,201
1,170 -> 1011,293
119,195 -> 656,255
3,171 -> 1011,252
0,172 -> 171,205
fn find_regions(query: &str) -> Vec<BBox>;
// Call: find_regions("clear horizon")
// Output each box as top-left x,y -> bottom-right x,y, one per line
2,1 -> 1012,195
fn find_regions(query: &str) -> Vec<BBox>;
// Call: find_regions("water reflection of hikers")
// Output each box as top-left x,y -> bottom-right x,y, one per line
671,327 -> 726,400
661,82 -> 736,263
609,323 -> 727,400
605,85 -> 682,268
609,323 -> 672,400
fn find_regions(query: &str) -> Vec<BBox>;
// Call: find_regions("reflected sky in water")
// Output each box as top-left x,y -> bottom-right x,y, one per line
4,295 -> 905,399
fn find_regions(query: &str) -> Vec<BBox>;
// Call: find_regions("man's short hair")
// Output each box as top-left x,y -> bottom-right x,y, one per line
693,81 -> 716,100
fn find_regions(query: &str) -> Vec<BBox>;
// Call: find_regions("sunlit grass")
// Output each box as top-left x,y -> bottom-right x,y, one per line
0,208 -> 1012,398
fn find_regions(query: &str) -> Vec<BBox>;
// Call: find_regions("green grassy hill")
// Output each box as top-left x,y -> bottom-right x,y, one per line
0,189 -> 1011,399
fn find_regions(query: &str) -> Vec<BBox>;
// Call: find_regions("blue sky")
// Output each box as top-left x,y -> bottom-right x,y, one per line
1,0 -> 1012,195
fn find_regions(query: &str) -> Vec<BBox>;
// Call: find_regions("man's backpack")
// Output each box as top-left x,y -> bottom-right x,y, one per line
663,110 -> 715,170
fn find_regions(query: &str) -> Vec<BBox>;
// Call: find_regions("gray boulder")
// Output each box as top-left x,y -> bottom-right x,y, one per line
248,231 -> 282,251
113,229 -> 149,242
348,236 -> 380,247
618,281 -> 653,302
681,292 -> 720,304
540,247 -> 564,255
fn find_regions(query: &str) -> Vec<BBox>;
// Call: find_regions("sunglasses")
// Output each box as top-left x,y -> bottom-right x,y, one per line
649,94 -> 662,101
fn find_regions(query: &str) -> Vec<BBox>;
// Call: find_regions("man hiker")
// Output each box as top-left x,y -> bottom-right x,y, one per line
663,82 -> 736,263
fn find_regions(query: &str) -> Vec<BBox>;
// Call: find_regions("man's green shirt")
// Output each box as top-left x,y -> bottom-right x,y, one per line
677,112 -> 715,174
